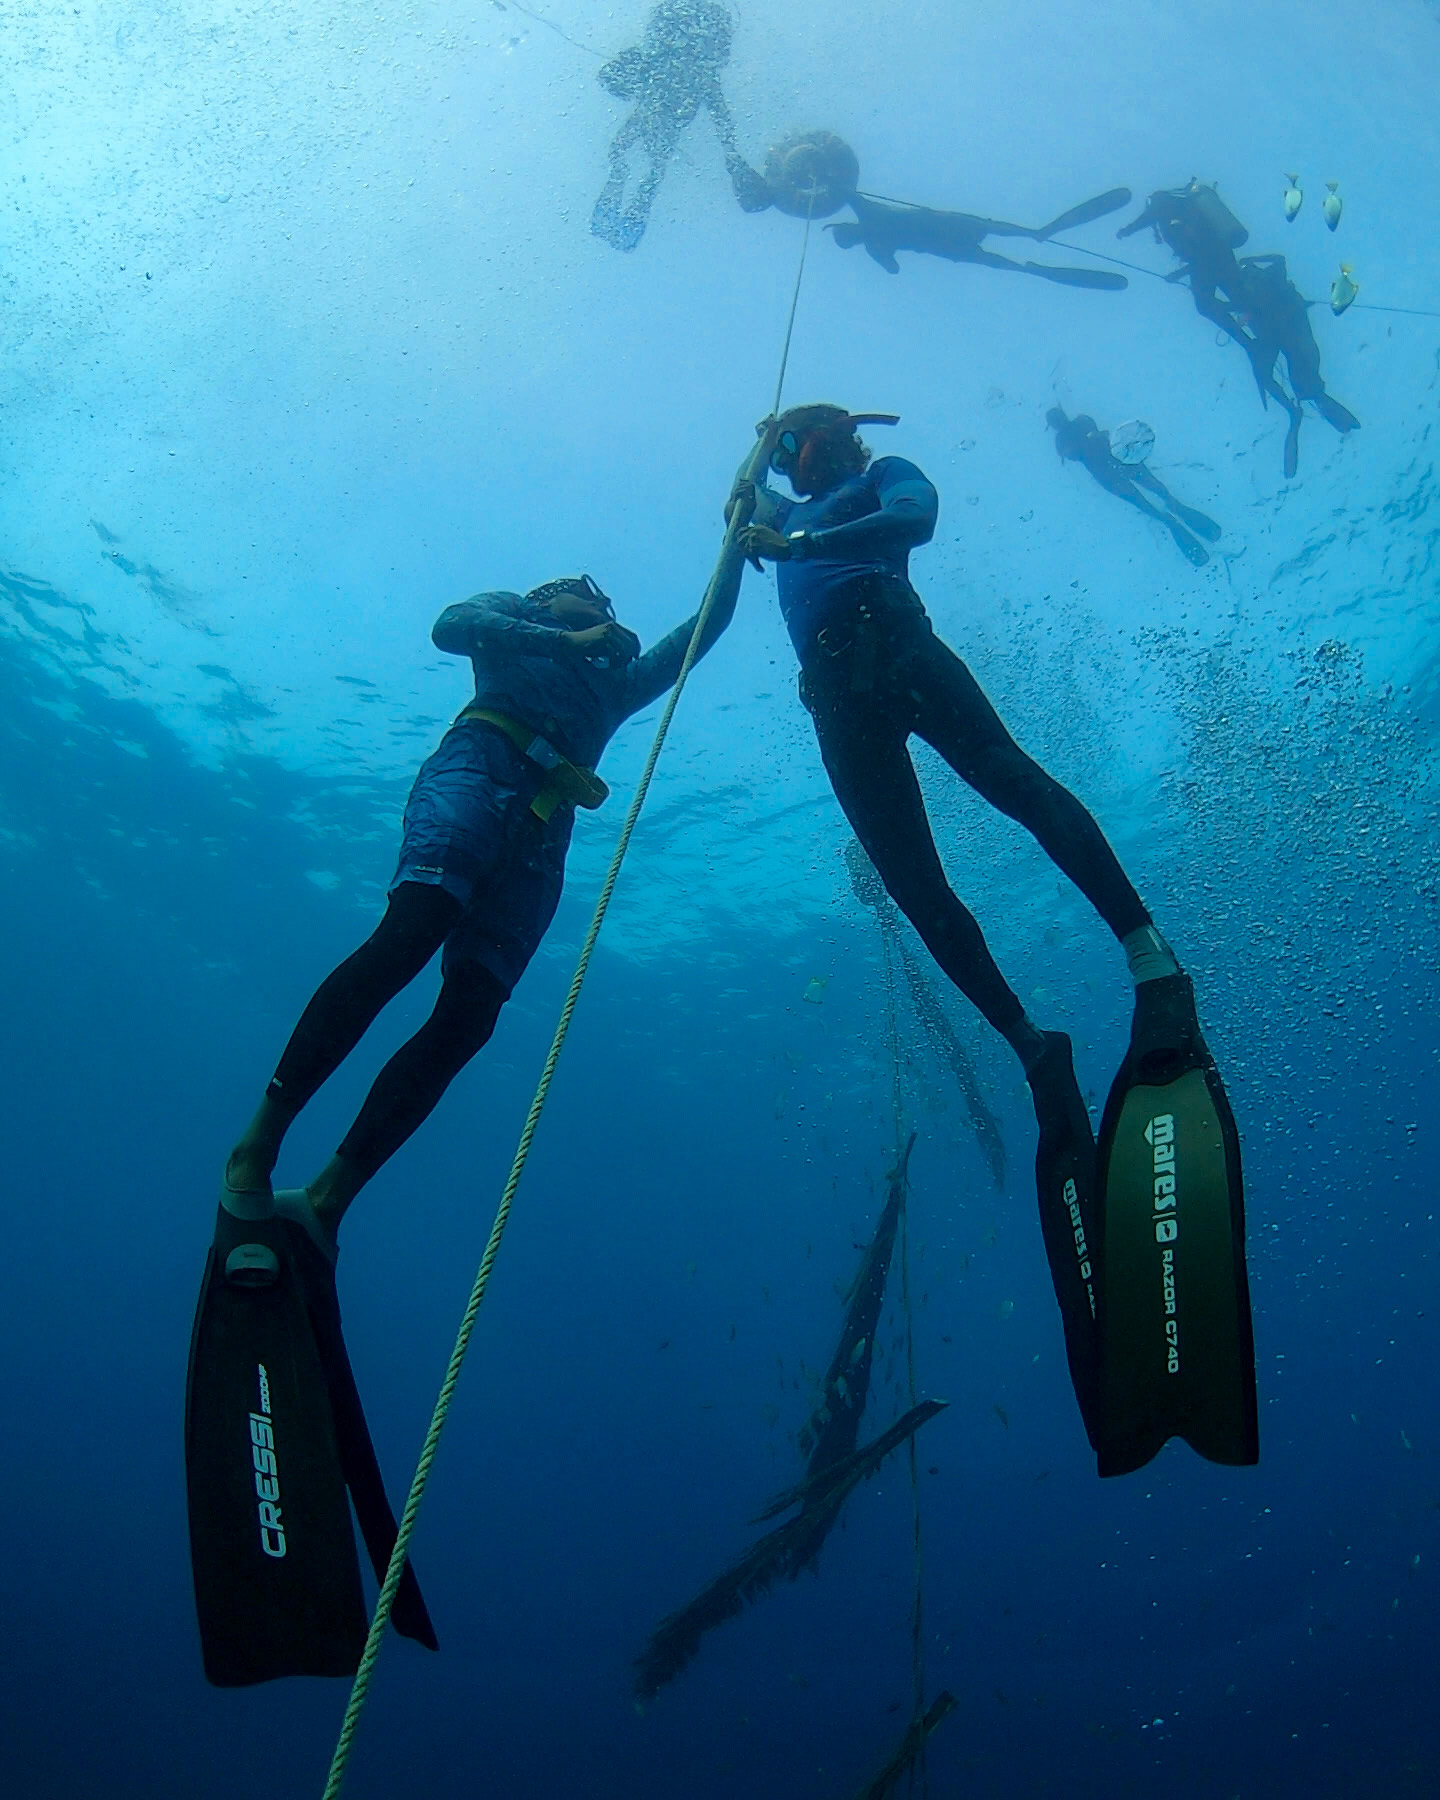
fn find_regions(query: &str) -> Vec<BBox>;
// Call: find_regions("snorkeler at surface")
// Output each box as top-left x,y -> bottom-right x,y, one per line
591,0 -> 768,252
1046,406 -> 1221,567
221,563 -> 744,1242
1119,182 -> 1357,476
827,187 -> 1132,290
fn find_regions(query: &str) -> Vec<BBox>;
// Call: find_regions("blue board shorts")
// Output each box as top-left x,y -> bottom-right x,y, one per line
391,720 -> 575,993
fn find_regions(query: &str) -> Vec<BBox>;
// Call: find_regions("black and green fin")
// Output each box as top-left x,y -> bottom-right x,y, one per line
1095,975 -> 1257,1477
185,1199 -> 436,1686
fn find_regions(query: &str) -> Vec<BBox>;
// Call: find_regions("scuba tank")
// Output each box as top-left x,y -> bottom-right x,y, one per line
1182,181 -> 1248,250
1121,181 -> 1249,254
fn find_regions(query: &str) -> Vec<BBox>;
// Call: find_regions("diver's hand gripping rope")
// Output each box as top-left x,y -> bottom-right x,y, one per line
320,419 -> 781,1798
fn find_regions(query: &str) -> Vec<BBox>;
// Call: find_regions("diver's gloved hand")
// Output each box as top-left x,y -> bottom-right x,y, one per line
738,524 -> 793,564
726,153 -> 772,213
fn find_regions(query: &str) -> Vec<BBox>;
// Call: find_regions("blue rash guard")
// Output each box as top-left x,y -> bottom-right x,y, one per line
430,587 -> 734,768
393,585 -> 737,991
759,455 -> 939,659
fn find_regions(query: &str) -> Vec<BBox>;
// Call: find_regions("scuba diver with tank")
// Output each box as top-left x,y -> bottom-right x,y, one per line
735,405 -> 1256,1478
1119,180 -> 1358,477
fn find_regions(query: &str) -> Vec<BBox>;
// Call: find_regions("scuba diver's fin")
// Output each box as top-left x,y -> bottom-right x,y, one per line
1166,501 -> 1222,541
1167,519 -> 1210,566
1315,394 -> 1361,435
1095,975 -> 1257,1478
1027,1032 -> 1103,1448
185,1193 -> 437,1686
1033,187 -> 1133,239
1022,262 -> 1129,291
1283,409 -> 1302,479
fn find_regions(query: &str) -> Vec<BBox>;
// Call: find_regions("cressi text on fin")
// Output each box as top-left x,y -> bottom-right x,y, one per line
184,1201 -> 436,1685
185,1202 -> 368,1685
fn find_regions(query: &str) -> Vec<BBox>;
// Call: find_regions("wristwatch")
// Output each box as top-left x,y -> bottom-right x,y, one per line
787,530 -> 811,560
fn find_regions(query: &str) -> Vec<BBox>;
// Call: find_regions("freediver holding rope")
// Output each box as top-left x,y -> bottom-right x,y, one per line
734,400 -> 1256,1482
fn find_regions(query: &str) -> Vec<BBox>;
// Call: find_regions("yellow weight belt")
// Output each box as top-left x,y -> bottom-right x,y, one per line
457,707 -> 610,824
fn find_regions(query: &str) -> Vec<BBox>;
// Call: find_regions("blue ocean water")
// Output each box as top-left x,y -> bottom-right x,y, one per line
3,2 -> 1440,1794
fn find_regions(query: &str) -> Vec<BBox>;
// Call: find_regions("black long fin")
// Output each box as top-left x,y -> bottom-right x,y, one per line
185,1207 -> 368,1686
1033,186 -> 1133,239
290,1229 -> 439,1652
1028,1033 -> 1103,1450
1023,262 -> 1129,290
1095,976 -> 1258,1477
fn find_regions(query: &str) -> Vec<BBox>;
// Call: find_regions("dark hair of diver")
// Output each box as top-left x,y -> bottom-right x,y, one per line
771,403 -> 899,486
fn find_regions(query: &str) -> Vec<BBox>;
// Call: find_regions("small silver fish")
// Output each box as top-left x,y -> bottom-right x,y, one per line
1323,181 -> 1342,232
1330,264 -> 1359,315
1283,173 -> 1303,222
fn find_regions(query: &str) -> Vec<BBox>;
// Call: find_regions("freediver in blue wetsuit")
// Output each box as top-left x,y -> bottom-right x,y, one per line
733,405 -> 1233,1456
222,564 -> 743,1237
733,403 -> 1171,1097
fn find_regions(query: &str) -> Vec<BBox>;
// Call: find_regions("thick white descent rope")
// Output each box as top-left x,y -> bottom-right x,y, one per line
321,225 -> 815,1796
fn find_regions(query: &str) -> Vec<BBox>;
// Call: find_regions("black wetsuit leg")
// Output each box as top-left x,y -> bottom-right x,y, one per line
802,615 -> 1028,1040
266,882 -> 460,1116
904,625 -> 1151,938
336,958 -> 507,1182
1101,476 -> 1212,565
1131,467 -> 1221,540
802,588 -> 1149,1043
